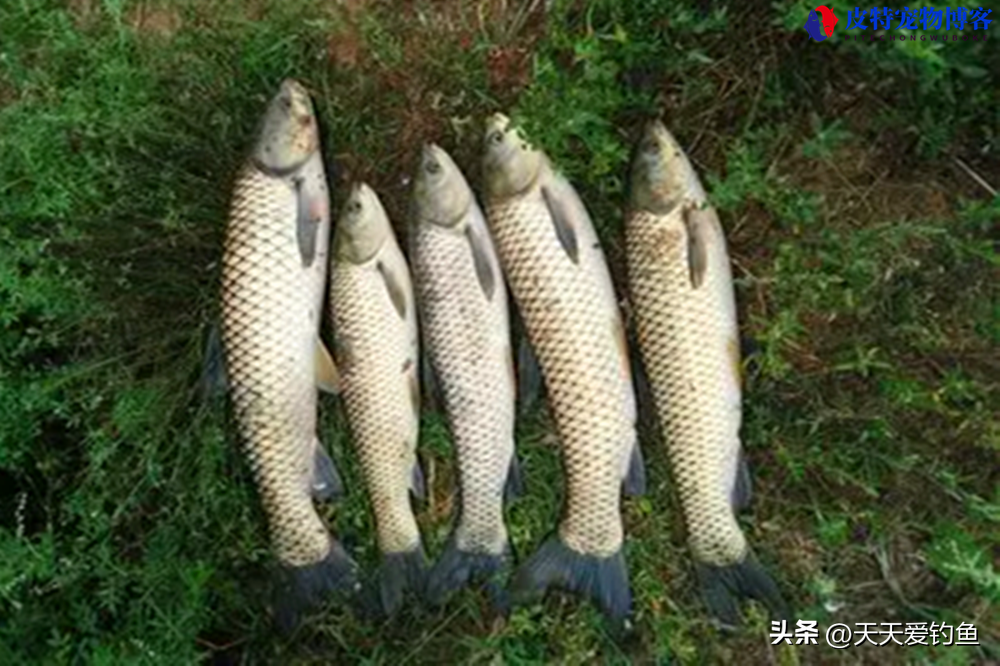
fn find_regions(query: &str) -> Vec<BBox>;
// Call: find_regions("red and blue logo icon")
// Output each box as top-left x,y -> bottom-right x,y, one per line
804,5 -> 839,41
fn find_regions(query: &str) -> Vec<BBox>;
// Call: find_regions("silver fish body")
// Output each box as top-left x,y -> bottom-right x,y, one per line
410,144 -> 517,605
329,183 -> 425,616
626,120 -> 789,625
481,114 -> 643,622
220,79 -> 356,631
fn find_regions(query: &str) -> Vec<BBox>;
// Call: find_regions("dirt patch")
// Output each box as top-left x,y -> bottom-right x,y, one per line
67,0 -> 98,29
325,0 -> 369,69
125,3 -> 182,39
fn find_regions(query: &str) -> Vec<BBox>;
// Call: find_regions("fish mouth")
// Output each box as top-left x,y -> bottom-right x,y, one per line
281,78 -> 314,96
345,182 -> 373,215
640,119 -> 674,155
486,112 -> 510,132
279,78 -> 308,99
277,79 -> 316,124
484,113 -> 511,148
336,183 -> 370,230
421,143 -> 446,175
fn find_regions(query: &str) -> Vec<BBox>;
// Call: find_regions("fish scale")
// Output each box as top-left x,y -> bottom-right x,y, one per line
330,263 -> 421,556
627,207 -> 746,567
485,196 -> 629,558
222,163 -> 333,568
414,223 -> 513,556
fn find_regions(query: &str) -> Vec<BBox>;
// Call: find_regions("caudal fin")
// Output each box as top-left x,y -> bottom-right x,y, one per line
359,546 -> 428,619
273,540 -> 360,634
425,538 -> 511,610
510,536 -> 631,622
696,552 -> 791,628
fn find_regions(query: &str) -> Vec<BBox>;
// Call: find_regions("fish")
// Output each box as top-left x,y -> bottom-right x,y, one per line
219,79 -> 357,631
409,143 -> 519,608
803,9 -> 828,42
480,113 -> 644,623
625,119 -> 790,626
328,182 -> 426,617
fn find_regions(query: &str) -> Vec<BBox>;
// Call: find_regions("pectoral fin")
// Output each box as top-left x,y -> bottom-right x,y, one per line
683,203 -> 720,290
377,260 -> 408,320
465,224 -> 497,301
315,337 -> 341,394
541,184 -> 580,265
295,176 -> 321,268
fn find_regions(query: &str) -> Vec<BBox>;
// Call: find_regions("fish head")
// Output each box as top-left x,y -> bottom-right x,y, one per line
412,143 -> 471,229
335,182 -> 392,264
629,120 -> 703,215
482,113 -> 544,200
252,79 -> 319,175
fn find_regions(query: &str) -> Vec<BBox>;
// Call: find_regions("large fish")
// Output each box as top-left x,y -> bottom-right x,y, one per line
481,114 -> 644,622
219,79 -> 356,631
329,182 -> 425,616
410,144 -> 518,606
625,119 -> 789,626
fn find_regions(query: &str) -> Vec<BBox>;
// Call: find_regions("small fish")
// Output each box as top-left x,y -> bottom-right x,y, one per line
410,144 -> 518,608
220,79 -> 356,632
481,114 -> 644,623
329,182 -> 426,617
625,119 -> 790,627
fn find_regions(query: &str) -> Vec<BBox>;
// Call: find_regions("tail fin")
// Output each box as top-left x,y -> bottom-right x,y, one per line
425,538 -> 512,611
696,552 -> 791,628
510,536 -> 631,622
273,540 -> 360,634
359,546 -> 428,619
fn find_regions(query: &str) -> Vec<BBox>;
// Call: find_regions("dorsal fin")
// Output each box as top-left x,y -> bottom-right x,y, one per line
541,184 -> 580,264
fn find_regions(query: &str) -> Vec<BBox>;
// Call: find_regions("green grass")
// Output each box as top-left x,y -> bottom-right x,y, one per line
1,0 -> 998,663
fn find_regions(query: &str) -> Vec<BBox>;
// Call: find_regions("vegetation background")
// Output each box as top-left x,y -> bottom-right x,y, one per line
1,0 -> 997,663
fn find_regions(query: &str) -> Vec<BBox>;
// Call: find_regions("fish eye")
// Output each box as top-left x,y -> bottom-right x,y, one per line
425,160 -> 441,175
347,200 -> 362,214
489,130 -> 504,145
643,140 -> 659,155
281,96 -> 292,110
